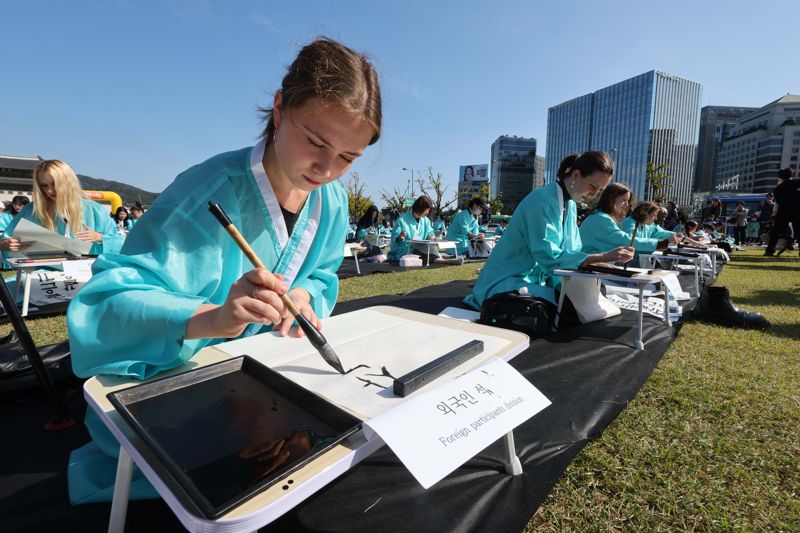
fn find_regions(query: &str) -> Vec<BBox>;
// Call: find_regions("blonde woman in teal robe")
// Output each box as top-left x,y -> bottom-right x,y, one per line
0,161 -> 122,260
466,152 -> 633,310
388,196 -> 435,261
64,38 -> 383,504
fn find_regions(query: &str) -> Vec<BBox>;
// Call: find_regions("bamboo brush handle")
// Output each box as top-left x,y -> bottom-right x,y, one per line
222,225 -> 302,318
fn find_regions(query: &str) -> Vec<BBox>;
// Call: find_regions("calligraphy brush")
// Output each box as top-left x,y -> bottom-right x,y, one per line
208,201 -> 345,374
623,212 -> 644,271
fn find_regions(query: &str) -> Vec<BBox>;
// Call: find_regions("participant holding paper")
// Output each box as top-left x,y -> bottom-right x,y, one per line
65,38 -> 382,504
580,183 -> 678,255
0,160 -> 122,257
388,195 -> 435,262
465,152 -> 633,318
446,197 -> 486,256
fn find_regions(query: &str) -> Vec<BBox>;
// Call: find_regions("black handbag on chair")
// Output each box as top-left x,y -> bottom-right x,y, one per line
479,290 -> 556,338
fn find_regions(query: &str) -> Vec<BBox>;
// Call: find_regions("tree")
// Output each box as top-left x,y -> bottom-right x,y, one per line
415,166 -> 457,217
345,171 -> 373,217
489,192 -> 504,215
477,183 -> 490,203
380,184 -> 409,213
645,162 -> 672,202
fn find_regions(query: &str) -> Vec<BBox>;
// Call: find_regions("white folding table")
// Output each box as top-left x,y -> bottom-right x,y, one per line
407,239 -> 459,266
553,269 -> 672,351
638,252 -> 704,297
86,307 -> 530,532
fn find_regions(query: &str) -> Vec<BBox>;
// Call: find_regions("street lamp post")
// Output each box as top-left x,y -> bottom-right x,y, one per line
402,167 -> 414,197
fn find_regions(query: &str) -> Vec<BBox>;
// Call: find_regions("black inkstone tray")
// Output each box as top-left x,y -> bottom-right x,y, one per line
108,355 -> 362,519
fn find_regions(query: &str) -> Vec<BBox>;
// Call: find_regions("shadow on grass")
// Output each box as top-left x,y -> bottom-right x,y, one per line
731,255 -> 799,264
726,263 -> 800,273
764,323 -> 800,341
732,288 -> 800,308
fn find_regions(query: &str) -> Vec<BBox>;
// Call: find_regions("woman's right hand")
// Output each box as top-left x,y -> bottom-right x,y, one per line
602,246 -> 635,264
0,238 -> 33,251
187,268 -> 289,339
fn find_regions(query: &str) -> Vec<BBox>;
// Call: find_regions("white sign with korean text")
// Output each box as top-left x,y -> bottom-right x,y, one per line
28,269 -> 92,307
362,358 -> 551,489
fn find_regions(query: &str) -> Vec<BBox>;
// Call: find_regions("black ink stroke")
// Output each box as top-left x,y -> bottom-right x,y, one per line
356,377 -> 385,389
365,366 -> 397,380
343,364 -> 370,375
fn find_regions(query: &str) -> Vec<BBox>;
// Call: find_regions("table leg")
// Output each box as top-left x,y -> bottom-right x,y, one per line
662,280 -> 671,327
427,245 -> 431,267
635,286 -> 645,351
694,259 -> 700,297
14,268 -> 24,302
21,270 -> 33,317
554,277 -> 568,331
352,248 -> 361,275
502,431 -> 523,475
108,446 -> 134,533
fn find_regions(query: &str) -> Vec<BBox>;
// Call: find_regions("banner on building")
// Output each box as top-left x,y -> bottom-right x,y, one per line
460,164 -> 489,183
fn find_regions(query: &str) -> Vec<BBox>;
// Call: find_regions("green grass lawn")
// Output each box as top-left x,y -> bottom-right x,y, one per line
4,249 -> 798,530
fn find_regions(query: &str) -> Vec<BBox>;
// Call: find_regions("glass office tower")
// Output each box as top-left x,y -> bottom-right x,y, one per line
546,71 -> 702,205
490,135 -> 538,213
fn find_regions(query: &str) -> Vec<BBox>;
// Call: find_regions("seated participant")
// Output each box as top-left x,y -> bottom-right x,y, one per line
622,201 -> 704,256
579,183 -> 678,256
355,204 -> 379,242
465,152 -> 633,321
112,206 -> 132,234
494,219 -> 509,236
0,195 -> 30,237
1,160 -> 123,258
388,195 -> 435,262
378,218 -> 391,235
65,37 -> 382,504
446,197 -> 486,256
128,202 -> 144,229
685,220 -> 702,238
432,215 -> 447,235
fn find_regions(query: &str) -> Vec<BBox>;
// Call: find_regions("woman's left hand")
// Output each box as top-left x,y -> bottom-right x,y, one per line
76,224 -> 103,243
276,287 -> 321,337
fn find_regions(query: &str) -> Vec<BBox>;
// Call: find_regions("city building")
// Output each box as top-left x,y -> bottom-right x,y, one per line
490,135 -> 538,212
533,155 -> 545,189
546,70 -> 702,205
0,155 -> 39,204
456,163 -> 489,207
713,94 -> 800,193
694,106 -> 757,192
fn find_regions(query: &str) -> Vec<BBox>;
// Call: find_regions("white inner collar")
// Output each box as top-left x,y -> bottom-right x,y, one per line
250,139 -> 289,248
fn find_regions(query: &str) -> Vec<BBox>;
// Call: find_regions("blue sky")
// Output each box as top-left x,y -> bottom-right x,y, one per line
2,0 -> 798,202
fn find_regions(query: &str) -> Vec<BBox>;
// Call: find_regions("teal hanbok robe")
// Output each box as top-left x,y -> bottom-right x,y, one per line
65,140 -> 348,504
579,211 -> 660,255
445,209 -> 479,255
388,210 -> 434,261
4,198 -> 123,257
465,182 -> 587,308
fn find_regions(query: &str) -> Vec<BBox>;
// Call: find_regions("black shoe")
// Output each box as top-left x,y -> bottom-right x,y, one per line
764,251 -> 774,256
694,286 -> 771,330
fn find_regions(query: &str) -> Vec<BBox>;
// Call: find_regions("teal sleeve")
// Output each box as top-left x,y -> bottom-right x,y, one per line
581,214 -> 659,253
650,224 -> 675,240
526,198 -> 587,271
67,204 -> 217,380
295,197 -> 347,320
423,217 -> 434,239
84,200 -> 124,255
